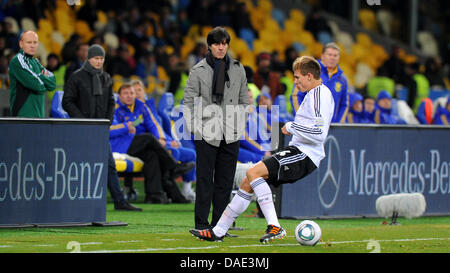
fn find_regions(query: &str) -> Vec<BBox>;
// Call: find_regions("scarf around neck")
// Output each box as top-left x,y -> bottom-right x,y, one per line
82,61 -> 103,96
206,51 -> 230,104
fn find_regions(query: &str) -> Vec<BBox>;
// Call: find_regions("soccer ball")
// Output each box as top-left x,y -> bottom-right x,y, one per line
295,220 -> 321,246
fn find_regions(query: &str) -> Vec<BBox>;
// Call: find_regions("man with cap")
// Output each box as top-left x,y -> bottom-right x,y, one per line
9,30 -> 56,117
63,44 -> 142,211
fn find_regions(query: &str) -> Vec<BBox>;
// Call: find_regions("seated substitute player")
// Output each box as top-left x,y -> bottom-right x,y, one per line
190,56 -> 335,243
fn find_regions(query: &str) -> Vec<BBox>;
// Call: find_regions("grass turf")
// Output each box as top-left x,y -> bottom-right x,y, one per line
0,181 -> 449,253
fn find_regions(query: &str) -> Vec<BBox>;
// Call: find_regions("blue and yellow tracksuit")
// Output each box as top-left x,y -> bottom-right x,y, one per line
290,60 -> 349,123
110,98 -> 196,181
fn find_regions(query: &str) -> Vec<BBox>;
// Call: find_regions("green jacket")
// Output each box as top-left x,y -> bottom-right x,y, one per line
9,49 -> 56,117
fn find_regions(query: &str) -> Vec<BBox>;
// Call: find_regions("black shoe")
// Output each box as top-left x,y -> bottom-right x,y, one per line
114,201 -> 143,211
145,193 -> 169,204
190,228 -> 224,242
171,162 -> 195,179
259,225 -> 286,243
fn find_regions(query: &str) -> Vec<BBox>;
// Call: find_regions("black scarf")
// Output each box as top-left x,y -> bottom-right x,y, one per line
206,51 -> 230,104
82,61 -> 103,96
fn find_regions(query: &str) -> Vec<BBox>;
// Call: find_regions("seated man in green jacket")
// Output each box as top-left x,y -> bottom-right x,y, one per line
9,30 -> 56,117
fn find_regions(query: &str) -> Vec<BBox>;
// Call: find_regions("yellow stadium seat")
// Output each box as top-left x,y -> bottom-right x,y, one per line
75,20 -> 94,43
157,66 -> 170,82
146,76 -> 157,94
258,0 -> 273,13
97,10 -> 108,24
38,19 -> 54,34
359,9 -> 378,32
289,9 -> 306,28
352,43 -> 369,61
356,32 -> 372,47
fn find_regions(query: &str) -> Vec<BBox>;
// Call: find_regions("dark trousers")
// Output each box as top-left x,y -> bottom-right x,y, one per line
127,133 -> 178,195
194,139 -> 240,229
108,144 -> 126,204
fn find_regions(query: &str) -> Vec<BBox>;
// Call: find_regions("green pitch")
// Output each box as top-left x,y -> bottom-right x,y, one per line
0,183 -> 449,253
0,202 -> 449,253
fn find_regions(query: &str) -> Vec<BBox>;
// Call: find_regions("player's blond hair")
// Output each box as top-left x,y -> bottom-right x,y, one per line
292,56 -> 321,80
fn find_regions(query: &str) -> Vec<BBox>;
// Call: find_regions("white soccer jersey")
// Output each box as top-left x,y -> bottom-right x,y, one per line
285,84 -> 334,167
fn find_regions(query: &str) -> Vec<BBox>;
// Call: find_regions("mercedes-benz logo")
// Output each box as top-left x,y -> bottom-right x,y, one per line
317,135 -> 341,209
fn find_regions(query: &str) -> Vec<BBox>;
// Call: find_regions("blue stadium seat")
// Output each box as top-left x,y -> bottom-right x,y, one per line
158,92 -> 175,134
271,8 -> 286,28
318,31 -> 333,45
50,91 -> 69,118
239,28 -> 255,50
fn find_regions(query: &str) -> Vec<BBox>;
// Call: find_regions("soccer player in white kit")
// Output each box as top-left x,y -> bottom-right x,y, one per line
190,56 -> 335,243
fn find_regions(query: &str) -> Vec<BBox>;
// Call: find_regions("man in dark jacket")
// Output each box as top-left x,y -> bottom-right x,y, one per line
63,44 -> 141,211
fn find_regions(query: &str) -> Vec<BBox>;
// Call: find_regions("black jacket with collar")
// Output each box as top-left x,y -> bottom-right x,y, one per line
62,67 -> 115,123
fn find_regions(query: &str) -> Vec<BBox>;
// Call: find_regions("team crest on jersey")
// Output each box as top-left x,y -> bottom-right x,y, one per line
335,82 -> 342,92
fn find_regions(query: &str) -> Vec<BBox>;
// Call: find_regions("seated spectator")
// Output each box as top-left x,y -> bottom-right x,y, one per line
132,79 -> 197,201
239,89 -> 272,163
362,96 -> 376,124
374,91 -> 407,124
110,83 -> 193,203
346,92 -> 365,123
433,97 -> 450,125
256,91 -> 275,130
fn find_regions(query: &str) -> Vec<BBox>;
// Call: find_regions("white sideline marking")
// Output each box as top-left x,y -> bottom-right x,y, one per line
0,245 -> 12,248
82,237 -> 450,253
115,240 -> 144,244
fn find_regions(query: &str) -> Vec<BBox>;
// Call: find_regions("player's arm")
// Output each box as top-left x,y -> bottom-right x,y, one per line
9,57 -> 48,94
285,90 -> 333,144
36,60 -> 56,91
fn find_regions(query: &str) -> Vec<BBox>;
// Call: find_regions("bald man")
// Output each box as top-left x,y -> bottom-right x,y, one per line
9,30 -> 56,117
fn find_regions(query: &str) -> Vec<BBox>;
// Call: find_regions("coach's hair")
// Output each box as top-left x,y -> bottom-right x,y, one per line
118,82 -> 134,94
206,27 -> 230,47
292,56 -> 321,80
322,42 -> 341,54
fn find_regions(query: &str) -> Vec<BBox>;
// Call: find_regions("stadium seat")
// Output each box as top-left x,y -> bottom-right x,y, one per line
318,31 -> 333,45
158,92 -> 175,134
239,28 -> 256,50
358,9 -> 378,32
376,10 -> 393,36
21,17 -> 36,31
50,91 -> 69,118
271,8 -> 286,28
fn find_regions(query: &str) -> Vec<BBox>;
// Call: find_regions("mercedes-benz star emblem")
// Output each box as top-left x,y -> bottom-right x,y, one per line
318,135 -> 341,209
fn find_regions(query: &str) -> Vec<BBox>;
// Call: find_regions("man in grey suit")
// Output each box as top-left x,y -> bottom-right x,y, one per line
182,27 -> 249,230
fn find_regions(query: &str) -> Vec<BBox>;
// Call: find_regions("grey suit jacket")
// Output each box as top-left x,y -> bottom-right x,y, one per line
182,57 -> 249,147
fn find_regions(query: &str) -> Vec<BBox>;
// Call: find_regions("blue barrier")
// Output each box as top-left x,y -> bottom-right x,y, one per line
0,118 -> 110,226
280,124 -> 450,219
